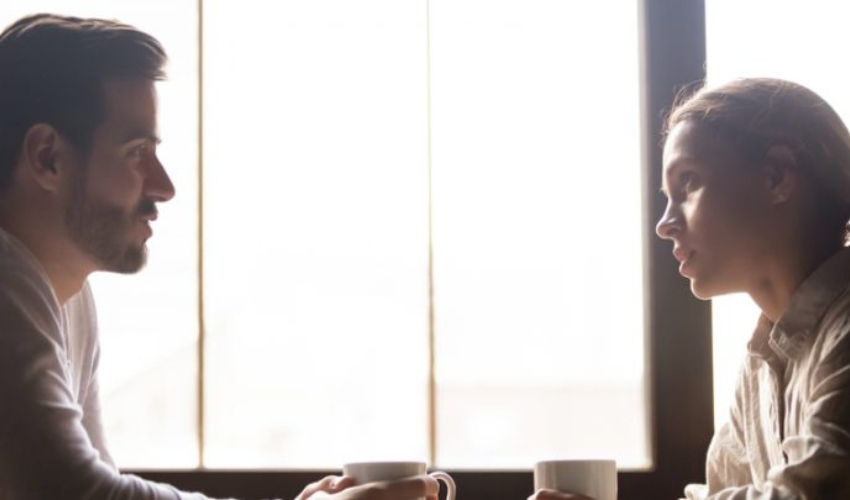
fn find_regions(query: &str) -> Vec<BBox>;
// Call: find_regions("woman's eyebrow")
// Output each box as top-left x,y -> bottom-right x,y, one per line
659,155 -> 701,197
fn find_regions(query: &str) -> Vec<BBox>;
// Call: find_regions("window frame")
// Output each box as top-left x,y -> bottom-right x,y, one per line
128,1 -> 715,499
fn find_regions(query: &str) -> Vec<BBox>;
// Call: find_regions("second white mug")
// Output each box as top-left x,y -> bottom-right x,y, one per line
342,461 -> 456,500
534,459 -> 617,500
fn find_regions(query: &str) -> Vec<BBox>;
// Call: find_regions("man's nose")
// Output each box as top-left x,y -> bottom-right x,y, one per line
145,155 -> 175,203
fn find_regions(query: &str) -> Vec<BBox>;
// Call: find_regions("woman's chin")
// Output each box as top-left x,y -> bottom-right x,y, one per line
689,277 -> 741,301
688,276 -> 718,300
689,285 -> 713,300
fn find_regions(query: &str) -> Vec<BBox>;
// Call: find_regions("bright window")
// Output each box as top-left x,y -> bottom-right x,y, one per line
2,1 -> 648,470
202,0 -> 431,467
429,0 -> 646,468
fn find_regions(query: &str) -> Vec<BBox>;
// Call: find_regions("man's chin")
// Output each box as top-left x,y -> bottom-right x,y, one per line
102,245 -> 148,274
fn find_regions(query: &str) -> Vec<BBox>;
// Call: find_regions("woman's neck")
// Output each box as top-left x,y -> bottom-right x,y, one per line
749,237 -> 842,323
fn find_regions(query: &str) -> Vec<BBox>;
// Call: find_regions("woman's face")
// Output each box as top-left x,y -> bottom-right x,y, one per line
656,121 -> 775,299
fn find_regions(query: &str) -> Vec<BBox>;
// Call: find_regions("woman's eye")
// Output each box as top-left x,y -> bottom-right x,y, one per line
679,172 -> 699,194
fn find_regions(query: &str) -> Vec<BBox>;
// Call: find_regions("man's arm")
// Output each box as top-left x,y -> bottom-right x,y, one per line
0,266 -> 219,499
0,269 -> 437,500
77,287 -> 116,470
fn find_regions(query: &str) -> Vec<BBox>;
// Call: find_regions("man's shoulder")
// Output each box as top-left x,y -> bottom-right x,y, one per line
0,229 -> 48,284
0,246 -> 54,305
0,235 -> 62,338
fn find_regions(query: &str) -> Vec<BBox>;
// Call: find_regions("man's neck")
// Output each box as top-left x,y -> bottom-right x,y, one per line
0,213 -> 91,305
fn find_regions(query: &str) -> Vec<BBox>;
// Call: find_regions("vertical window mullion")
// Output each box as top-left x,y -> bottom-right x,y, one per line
197,0 -> 206,469
425,0 -> 437,467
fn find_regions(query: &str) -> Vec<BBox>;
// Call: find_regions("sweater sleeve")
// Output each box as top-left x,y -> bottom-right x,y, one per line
0,264 -> 231,499
75,284 -> 116,470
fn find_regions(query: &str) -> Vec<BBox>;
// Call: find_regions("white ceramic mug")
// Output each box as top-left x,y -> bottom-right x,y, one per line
534,459 -> 617,500
343,461 -> 455,500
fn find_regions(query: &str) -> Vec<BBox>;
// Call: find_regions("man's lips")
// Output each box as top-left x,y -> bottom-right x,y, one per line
137,211 -> 157,238
139,211 -> 158,222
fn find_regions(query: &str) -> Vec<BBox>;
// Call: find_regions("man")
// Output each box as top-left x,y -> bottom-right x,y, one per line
0,13 -> 436,500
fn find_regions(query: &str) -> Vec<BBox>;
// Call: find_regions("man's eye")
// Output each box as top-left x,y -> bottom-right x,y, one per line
129,144 -> 149,158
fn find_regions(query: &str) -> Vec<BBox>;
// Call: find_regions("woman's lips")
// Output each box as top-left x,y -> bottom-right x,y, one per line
673,248 -> 694,276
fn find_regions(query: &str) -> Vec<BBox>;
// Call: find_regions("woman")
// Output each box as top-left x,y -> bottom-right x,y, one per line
537,78 -> 850,499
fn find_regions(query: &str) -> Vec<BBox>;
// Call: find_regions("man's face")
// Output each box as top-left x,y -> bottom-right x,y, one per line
655,121 -> 774,299
65,78 -> 175,274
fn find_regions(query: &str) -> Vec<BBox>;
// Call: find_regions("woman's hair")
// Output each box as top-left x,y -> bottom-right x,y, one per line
0,13 -> 167,193
666,77 -> 850,244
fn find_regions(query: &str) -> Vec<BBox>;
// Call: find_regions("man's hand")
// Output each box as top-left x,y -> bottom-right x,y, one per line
296,475 -> 355,500
528,488 -> 594,500
297,474 -> 439,500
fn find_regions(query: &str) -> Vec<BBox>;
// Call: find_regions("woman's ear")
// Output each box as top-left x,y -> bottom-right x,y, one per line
763,143 -> 799,204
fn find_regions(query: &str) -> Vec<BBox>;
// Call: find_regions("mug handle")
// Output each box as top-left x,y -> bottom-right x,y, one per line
428,470 -> 456,500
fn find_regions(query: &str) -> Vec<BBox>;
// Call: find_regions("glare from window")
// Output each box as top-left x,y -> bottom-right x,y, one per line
429,0 -> 646,468
4,0 -> 648,470
202,0 -> 431,468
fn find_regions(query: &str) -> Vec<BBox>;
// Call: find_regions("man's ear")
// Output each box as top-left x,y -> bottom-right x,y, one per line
20,123 -> 70,193
763,143 -> 799,204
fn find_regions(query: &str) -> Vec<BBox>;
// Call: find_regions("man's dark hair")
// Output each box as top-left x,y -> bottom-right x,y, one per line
0,13 -> 167,192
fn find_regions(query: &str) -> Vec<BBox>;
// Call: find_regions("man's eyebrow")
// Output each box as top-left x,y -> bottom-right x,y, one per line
119,130 -> 162,145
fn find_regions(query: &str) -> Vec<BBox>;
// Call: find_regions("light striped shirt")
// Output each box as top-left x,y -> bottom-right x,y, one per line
685,248 -> 850,499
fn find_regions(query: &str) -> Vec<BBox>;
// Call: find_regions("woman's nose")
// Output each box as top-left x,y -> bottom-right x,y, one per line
655,201 -> 681,240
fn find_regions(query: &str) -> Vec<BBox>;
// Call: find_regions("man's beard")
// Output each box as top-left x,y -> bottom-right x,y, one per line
65,174 -> 155,274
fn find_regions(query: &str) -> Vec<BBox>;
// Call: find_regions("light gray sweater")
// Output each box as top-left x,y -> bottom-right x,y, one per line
0,228 -> 222,499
